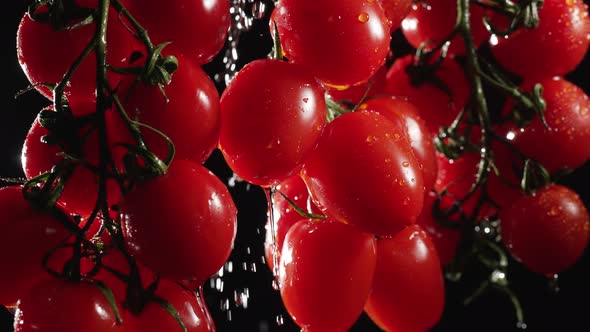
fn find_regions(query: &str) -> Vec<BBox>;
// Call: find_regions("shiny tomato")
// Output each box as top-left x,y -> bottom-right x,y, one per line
359,96 -> 438,191
490,0 -> 590,80
126,281 -> 214,332
16,0 -> 135,102
264,175 -> 320,272
378,0 -> 413,31
384,54 -> 470,135
125,0 -> 229,64
364,225 -> 445,332
302,111 -> 424,236
279,220 -> 376,331
119,54 -> 220,164
121,160 -> 237,282
324,65 -> 388,105
0,186 -> 71,306
14,278 -> 124,332
272,0 -> 391,86
219,59 -> 326,187
502,77 -> 590,173
401,0 -> 488,55
500,184 -> 590,275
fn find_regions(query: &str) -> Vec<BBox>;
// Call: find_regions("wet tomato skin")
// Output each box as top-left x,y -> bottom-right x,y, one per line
279,219 -> 377,332
219,59 -> 327,187
302,111 -> 424,237
500,184 -> 590,276
359,96 -> 438,191
272,0 -> 391,86
365,224 -> 445,332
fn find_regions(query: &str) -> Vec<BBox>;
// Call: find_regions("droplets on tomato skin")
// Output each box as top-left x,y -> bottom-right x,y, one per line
301,111 -> 425,237
364,224 -> 445,332
219,59 -> 327,187
499,184 -> 590,276
279,219 -> 377,332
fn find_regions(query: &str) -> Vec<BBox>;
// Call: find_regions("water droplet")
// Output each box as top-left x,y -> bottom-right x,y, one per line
276,314 -> 285,326
252,1 -> 267,19
366,135 -> 377,143
303,97 -> 309,103
358,12 -> 369,23
402,161 -> 410,167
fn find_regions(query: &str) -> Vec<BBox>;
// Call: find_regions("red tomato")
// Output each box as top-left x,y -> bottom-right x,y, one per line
324,65 -> 388,106
434,151 -> 480,217
417,190 -> 461,265
272,0 -> 391,86
0,186 -> 71,306
502,77 -> 590,173
126,282 -> 214,332
279,220 -> 377,331
264,175 -> 321,272
364,224 -> 445,332
125,0 -> 229,64
359,96 -> 438,191
16,1 -> 135,102
490,0 -> 590,80
21,105 -> 124,217
219,59 -> 327,187
302,111 -> 424,236
384,54 -> 470,135
401,0 -> 488,55
500,184 -> 590,275
119,55 -> 220,164
378,0 -> 413,31
121,160 -> 237,282
14,278 -> 124,332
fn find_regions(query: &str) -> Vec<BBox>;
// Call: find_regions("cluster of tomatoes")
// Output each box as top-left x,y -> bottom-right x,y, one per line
2,0 -> 590,331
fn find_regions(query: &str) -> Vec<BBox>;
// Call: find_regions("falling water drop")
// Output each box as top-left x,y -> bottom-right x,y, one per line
252,1 -> 267,19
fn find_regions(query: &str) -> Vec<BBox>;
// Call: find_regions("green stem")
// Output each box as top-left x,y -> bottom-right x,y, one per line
53,36 -> 96,112
110,0 -> 155,51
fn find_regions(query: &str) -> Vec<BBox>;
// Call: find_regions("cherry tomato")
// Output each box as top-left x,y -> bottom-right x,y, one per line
119,54 -> 220,164
302,111 -> 424,236
500,184 -> 590,275
219,59 -> 327,187
16,0 -> 135,102
364,224 -> 445,332
0,186 -> 71,306
502,77 -> 590,173
490,0 -> 590,80
14,278 -> 124,332
417,190 -> 461,265
264,175 -> 321,272
126,281 -> 214,332
378,0 -> 413,31
401,0 -> 488,55
272,0 -> 391,86
384,54 -> 470,135
359,96 -> 438,191
21,104 -> 124,217
279,220 -> 377,331
125,0 -> 229,64
121,160 -> 237,282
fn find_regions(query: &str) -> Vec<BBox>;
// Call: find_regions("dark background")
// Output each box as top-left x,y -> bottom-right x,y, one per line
2,1 -> 590,331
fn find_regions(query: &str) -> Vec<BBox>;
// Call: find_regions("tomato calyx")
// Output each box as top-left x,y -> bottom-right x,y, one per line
478,0 -> 544,36
27,0 -> 96,31
277,191 -> 327,221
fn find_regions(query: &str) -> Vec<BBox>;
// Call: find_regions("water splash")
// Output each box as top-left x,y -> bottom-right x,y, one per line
214,0 -> 269,87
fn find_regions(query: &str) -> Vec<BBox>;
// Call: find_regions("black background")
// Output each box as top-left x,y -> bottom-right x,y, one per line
2,1 -> 590,331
